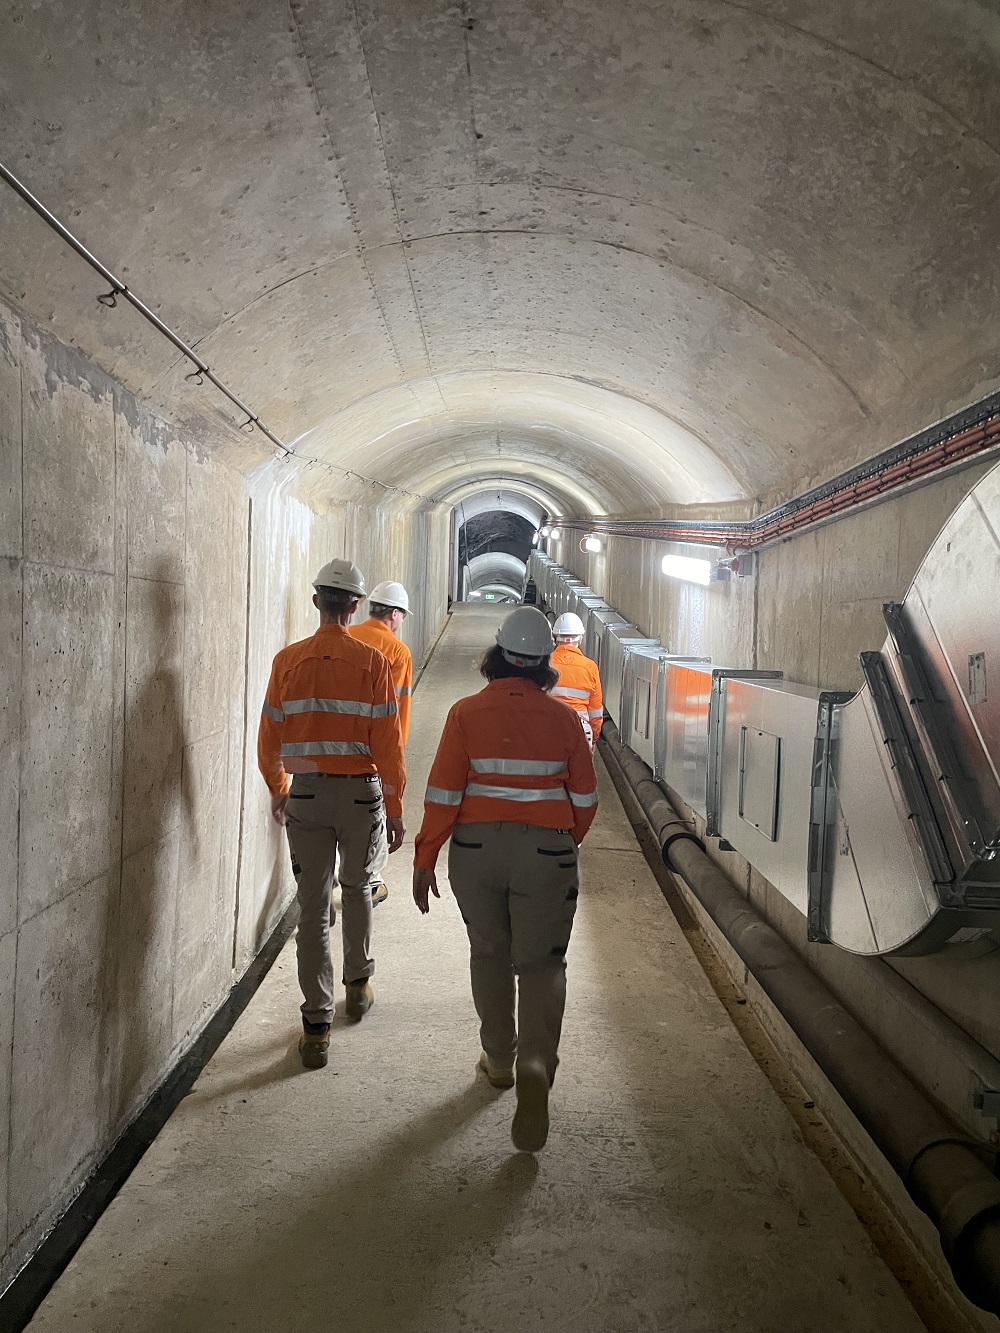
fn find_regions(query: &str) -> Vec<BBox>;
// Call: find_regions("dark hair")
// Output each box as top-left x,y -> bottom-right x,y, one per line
369,601 -> 397,619
479,644 -> 558,691
316,586 -> 362,616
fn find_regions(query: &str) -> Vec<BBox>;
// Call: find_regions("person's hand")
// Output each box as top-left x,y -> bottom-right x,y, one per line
386,816 -> 405,853
412,866 -> 439,914
270,793 -> 289,826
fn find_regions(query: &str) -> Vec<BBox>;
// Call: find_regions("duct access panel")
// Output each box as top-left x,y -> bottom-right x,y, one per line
656,662 -> 715,818
624,649 -> 710,770
602,629 -> 660,732
710,675 -> 824,920
586,608 -> 629,667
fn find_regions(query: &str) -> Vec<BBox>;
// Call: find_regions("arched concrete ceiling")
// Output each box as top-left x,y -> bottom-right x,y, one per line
2,0 -> 999,513
448,487 -> 547,526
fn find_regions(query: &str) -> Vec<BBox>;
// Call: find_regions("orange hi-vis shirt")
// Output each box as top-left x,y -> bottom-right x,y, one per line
349,616 -> 414,746
257,623 -> 406,817
414,678 -> 599,870
551,643 -> 604,740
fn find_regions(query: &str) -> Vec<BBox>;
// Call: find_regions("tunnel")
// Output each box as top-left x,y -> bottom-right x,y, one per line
3,2 -> 1000,1329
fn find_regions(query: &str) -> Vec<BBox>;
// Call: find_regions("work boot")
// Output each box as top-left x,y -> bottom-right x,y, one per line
371,881 -> 388,908
345,980 -> 374,1022
298,1024 -> 331,1070
511,1058 -> 550,1153
478,1051 -> 515,1090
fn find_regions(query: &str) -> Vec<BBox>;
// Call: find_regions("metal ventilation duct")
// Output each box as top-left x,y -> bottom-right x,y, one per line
811,463 -> 1000,954
530,464 -> 1000,955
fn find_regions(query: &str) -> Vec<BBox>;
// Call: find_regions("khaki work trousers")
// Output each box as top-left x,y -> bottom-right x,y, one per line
285,772 -> 388,1026
448,821 -> 579,1083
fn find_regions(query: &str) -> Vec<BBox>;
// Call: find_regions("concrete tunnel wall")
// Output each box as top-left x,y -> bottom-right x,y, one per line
4,0 -> 1000,1299
0,297 -> 451,1286
559,461 -> 1000,1153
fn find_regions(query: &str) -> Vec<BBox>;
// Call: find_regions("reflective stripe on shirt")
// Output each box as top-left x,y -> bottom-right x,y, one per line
262,702 -> 284,722
281,740 -> 372,758
425,784 -> 464,805
551,685 -> 590,700
588,708 -> 604,718
469,758 -> 567,776
568,788 -> 599,807
396,685 -> 412,697
282,696 -> 397,718
464,783 -> 568,803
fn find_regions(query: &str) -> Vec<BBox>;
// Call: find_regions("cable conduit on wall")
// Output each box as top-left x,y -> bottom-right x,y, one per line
0,160 -> 435,505
551,391 -> 1000,550
600,718 -> 1000,1314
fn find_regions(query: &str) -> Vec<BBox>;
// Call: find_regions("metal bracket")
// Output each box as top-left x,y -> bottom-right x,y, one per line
706,669 -> 783,837
806,692 -> 854,943
975,1090 -> 1000,1118
862,651 -> 955,887
882,601 -> 989,856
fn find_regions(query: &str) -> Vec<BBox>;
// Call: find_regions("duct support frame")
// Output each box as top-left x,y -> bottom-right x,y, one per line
600,717 -> 1000,1316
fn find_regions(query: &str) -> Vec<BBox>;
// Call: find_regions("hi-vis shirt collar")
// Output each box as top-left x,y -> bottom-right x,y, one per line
483,678 -> 545,696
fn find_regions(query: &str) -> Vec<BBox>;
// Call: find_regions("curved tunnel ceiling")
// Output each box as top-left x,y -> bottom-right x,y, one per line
2,1 -> 999,515
446,486 -> 547,527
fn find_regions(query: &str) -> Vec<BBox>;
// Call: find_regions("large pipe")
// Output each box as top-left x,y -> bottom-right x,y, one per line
600,719 -> 1000,1314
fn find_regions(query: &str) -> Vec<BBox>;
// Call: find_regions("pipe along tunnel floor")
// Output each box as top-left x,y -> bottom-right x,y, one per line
29,604 -> 926,1333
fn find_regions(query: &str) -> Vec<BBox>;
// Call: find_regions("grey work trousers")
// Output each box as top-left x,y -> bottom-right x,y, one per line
448,821 -> 579,1083
285,772 -> 388,1026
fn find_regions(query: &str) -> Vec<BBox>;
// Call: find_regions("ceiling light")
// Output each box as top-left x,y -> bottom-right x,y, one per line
661,554 -> 711,585
582,535 -> 602,553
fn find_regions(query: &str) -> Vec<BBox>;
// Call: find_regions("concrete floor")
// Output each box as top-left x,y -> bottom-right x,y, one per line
30,606 -> 926,1333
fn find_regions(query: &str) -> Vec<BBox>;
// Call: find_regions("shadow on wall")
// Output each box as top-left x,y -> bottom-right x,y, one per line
99,560 -> 196,1130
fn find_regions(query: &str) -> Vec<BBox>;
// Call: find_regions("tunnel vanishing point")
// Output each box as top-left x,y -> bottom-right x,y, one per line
4,2 -> 1000,1330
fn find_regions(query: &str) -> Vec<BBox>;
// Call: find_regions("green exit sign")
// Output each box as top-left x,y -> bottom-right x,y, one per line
483,593 -> 497,600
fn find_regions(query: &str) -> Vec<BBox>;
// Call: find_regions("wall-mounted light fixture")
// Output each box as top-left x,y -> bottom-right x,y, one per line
661,553 -> 711,585
582,535 -> 603,553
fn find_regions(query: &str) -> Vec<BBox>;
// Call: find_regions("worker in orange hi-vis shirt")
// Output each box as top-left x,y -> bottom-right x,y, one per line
258,558 -> 406,1071
550,612 -> 603,747
350,581 -> 414,743
349,580 -> 414,909
412,606 -> 598,1155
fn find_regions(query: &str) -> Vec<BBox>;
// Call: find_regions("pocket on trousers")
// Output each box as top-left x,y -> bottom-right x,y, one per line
288,793 -> 316,800
537,846 -> 576,858
354,796 -> 383,806
452,837 -> 483,849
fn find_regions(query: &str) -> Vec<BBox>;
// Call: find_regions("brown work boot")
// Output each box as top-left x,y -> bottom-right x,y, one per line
478,1050 -> 515,1090
298,1025 -> 331,1070
345,981 -> 374,1022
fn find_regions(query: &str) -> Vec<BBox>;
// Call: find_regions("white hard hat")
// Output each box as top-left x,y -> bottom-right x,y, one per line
313,558 -> 366,598
369,580 -> 410,614
553,612 -> 585,638
496,606 -> 555,665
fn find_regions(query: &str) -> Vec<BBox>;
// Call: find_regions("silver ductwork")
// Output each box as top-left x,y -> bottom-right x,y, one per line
528,465 -> 1000,956
810,466 -> 1000,954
